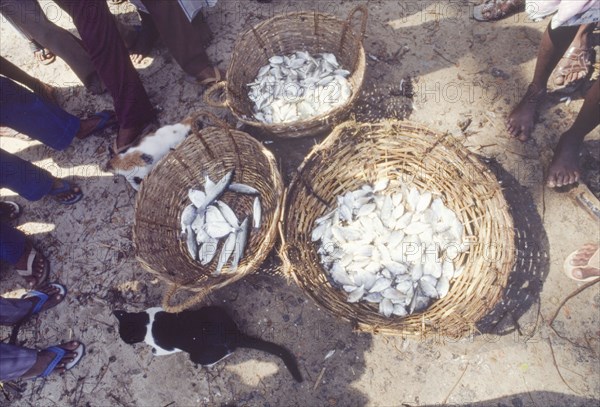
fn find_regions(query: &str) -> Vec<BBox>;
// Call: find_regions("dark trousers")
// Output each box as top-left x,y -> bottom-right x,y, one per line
0,0 -> 98,89
54,0 -> 155,130
141,0 -> 212,76
0,297 -> 37,381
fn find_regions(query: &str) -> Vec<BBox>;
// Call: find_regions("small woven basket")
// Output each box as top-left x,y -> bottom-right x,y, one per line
281,120 -> 515,338
204,6 -> 367,138
133,112 -> 284,312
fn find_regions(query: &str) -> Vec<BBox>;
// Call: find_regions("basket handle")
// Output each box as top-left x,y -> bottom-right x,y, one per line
339,5 -> 368,54
189,109 -> 231,131
204,81 -> 228,108
162,283 -> 212,313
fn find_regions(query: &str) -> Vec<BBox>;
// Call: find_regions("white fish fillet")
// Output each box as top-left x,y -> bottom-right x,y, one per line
347,285 -> 365,303
379,298 -> 394,317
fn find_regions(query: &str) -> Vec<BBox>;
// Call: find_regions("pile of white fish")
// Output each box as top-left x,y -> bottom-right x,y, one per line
180,171 -> 262,275
311,180 -> 467,317
248,51 -> 352,124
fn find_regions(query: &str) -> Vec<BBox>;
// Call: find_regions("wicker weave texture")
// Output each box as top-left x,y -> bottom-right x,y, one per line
282,120 -> 515,337
133,123 -> 283,311
206,6 -> 367,138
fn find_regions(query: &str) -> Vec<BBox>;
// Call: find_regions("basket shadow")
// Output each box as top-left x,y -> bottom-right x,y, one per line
475,158 -> 550,336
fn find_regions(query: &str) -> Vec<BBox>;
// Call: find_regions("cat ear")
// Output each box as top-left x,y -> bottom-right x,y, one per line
140,154 -> 154,165
113,310 -> 126,320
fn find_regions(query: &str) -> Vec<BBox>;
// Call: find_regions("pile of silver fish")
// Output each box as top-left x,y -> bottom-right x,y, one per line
248,51 -> 352,124
180,171 -> 262,275
311,180 -> 467,317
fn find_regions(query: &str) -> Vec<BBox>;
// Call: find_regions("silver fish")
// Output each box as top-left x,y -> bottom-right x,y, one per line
253,197 -> 262,229
215,232 -> 237,275
216,201 -> 239,228
189,189 -> 207,208
204,171 -> 233,208
228,183 -> 259,195
379,298 -> 394,317
230,218 -> 249,272
180,204 -> 196,234
185,225 -> 197,260
198,237 -> 218,265
191,210 -> 206,235
347,285 -> 365,303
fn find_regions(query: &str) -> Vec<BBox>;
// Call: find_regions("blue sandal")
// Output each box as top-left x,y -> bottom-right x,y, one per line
21,283 -> 67,316
78,110 -> 117,139
48,179 -> 83,205
38,342 -> 85,379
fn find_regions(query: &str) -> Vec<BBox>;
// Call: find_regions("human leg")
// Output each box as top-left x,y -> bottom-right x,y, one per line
0,341 -> 84,381
0,150 -> 83,204
546,78 -> 599,187
506,22 -> 580,140
54,0 -> 156,149
140,0 -> 218,81
0,223 -> 49,286
0,76 -> 79,150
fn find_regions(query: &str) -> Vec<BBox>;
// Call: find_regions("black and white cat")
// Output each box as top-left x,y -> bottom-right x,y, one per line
113,306 -> 303,382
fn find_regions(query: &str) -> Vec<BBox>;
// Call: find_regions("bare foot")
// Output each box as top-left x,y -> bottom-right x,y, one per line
14,241 -> 49,288
21,341 -> 82,380
130,13 -> 159,64
506,84 -> 545,141
546,133 -> 581,188
566,243 -> 600,280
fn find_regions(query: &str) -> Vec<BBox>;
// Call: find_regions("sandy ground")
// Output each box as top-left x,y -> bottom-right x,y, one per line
1,1 -> 599,406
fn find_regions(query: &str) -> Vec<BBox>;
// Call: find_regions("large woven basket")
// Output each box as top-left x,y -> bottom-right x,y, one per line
281,120 -> 515,338
204,6 -> 367,138
133,113 -> 284,312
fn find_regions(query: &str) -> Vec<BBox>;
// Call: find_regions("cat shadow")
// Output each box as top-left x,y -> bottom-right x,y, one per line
475,158 -> 550,336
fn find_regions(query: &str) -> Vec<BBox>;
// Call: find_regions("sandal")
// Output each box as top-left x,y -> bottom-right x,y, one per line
564,243 -> 600,282
15,246 -> 49,288
48,179 -> 83,205
77,110 -> 118,139
33,48 -> 55,65
36,342 -> 85,379
473,0 -> 524,22
550,46 -> 594,94
21,283 -> 67,318
0,201 -> 22,222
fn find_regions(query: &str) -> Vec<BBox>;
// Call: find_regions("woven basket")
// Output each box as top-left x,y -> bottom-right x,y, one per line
133,112 -> 284,312
281,120 -> 515,338
204,6 -> 367,138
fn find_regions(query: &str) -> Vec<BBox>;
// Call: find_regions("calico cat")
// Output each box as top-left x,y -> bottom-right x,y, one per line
106,115 -> 196,190
113,306 -> 303,382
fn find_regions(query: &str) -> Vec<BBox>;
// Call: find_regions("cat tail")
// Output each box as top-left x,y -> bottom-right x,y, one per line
238,335 -> 303,382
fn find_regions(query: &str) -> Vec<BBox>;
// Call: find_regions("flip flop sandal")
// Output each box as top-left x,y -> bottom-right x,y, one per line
21,283 -> 67,317
37,342 -> 85,379
550,46 -> 594,94
78,110 -> 118,139
473,0 -> 523,22
0,201 -> 22,222
563,243 -> 600,282
48,180 -> 83,205
33,48 -> 56,65
15,246 -> 49,287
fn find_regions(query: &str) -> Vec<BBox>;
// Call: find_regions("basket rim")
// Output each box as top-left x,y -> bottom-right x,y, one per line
281,119 -> 516,337
223,11 -> 367,131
